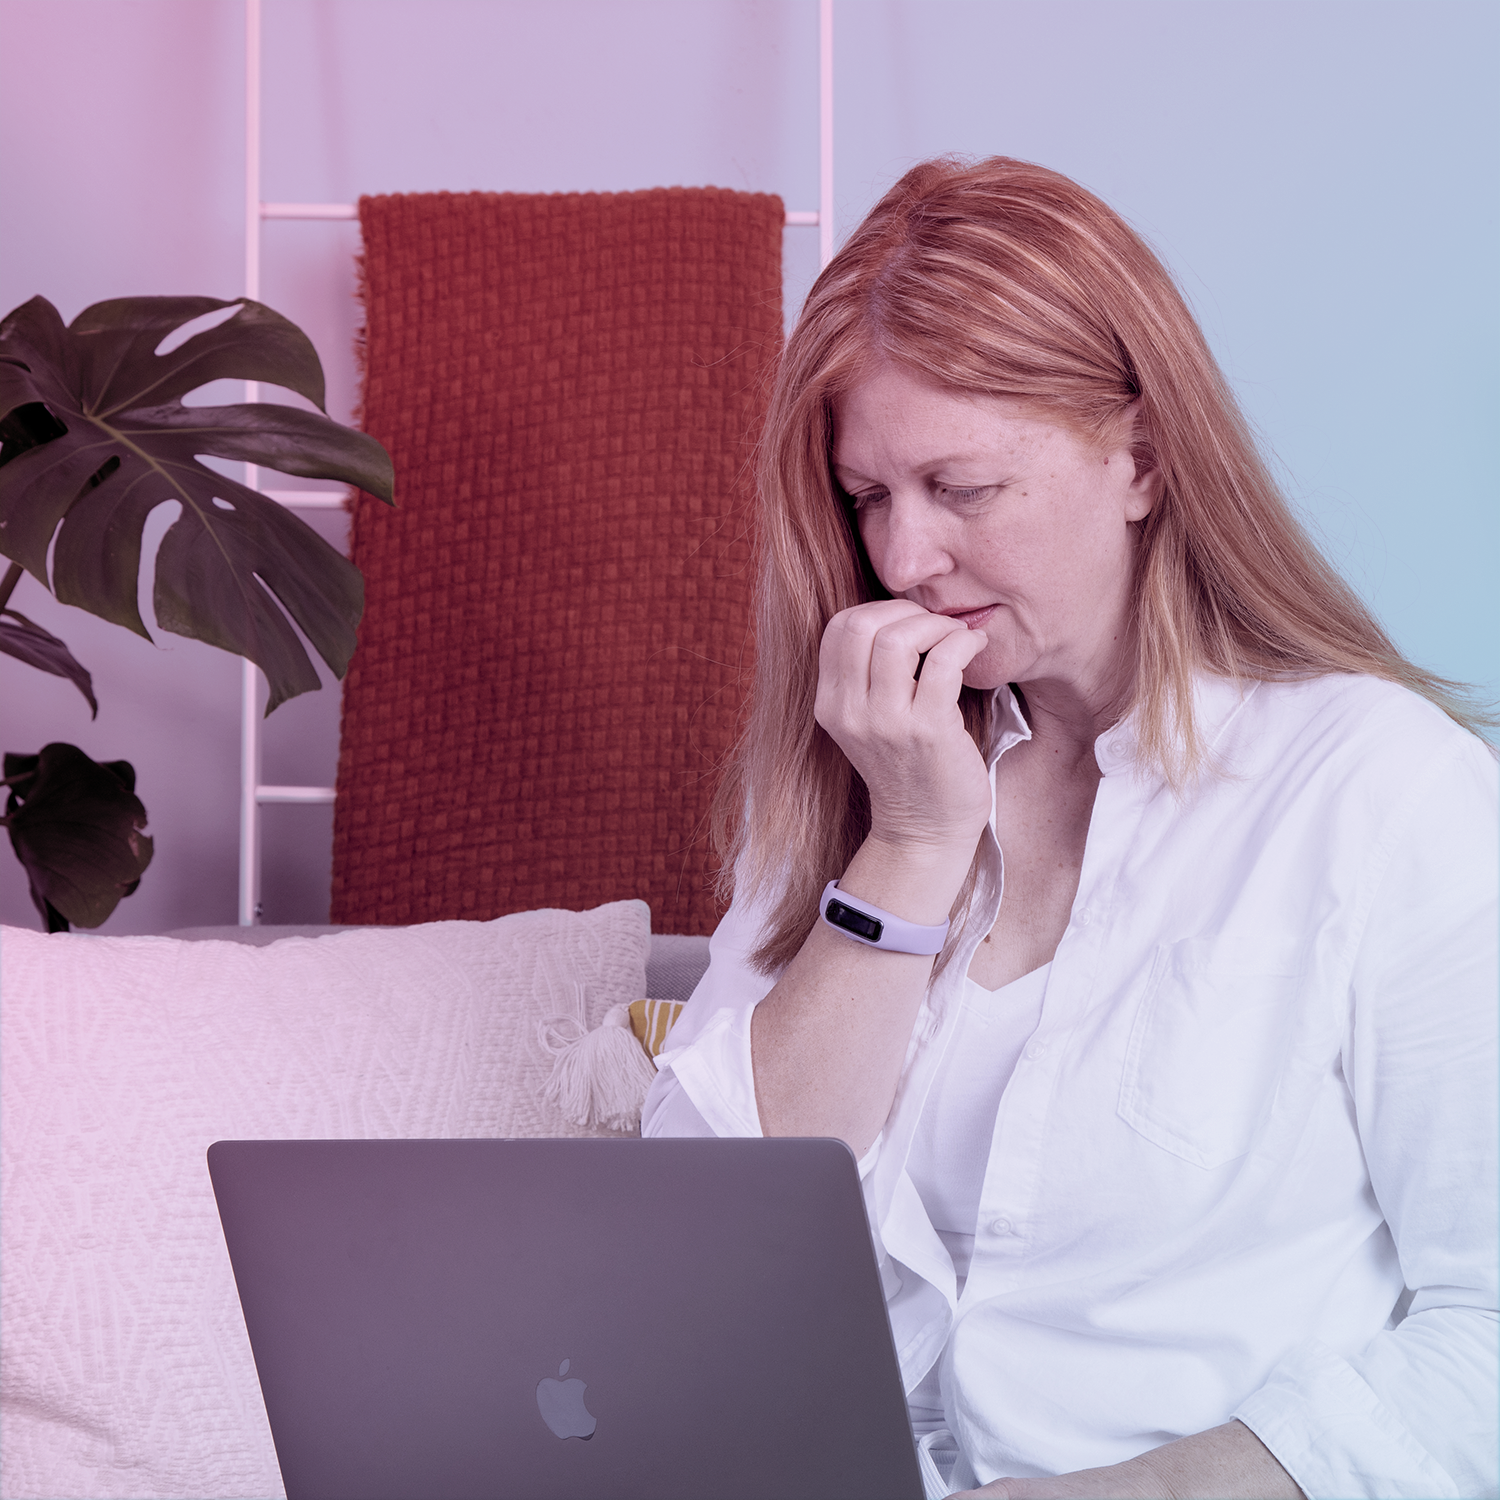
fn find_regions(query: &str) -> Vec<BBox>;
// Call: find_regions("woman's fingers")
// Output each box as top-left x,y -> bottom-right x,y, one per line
818,600 -> 929,695
814,601 -> 995,849
817,602 -> 985,730
820,602 -> 980,708
910,620 -> 989,712
864,612 -> 977,712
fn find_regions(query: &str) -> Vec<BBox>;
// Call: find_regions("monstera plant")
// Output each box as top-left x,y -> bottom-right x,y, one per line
0,294 -> 394,931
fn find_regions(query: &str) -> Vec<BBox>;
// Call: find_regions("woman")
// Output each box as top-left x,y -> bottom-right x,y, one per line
641,157 -> 1498,1499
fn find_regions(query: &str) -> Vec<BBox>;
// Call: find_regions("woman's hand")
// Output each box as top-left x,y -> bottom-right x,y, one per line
815,600 -> 993,862
751,601 -> 994,1152
949,1422 -> 1305,1500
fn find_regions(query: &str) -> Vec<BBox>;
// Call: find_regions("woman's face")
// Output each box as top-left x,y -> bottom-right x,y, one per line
832,364 -> 1156,699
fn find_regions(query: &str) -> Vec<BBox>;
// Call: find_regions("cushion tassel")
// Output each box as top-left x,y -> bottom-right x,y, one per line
539,988 -> 658,1132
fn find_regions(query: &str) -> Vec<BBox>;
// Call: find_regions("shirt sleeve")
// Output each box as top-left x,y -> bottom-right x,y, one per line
1234,736 -> 1500,1499
641,889 -> 891,1190
640,888 -> 779,1140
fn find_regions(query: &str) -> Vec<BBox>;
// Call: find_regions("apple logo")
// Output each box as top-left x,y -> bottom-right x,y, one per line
535,1359 -> 597,1440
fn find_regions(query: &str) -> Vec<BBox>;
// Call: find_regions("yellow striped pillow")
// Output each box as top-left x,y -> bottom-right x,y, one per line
627,998 -> 686,1060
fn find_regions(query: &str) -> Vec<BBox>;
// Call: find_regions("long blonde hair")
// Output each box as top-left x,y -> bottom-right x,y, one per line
717,155 -> 1488,975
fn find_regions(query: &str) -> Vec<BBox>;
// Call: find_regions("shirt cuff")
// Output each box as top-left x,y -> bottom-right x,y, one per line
1233,1338 -> 1461,1499
647,1004 -> 762,1138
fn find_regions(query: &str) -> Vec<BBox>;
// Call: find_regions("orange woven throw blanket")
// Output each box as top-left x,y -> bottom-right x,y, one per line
331,188 -> 783,934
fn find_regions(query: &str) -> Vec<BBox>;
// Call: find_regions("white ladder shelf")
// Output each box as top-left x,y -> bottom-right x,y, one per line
237,0 -> 834,923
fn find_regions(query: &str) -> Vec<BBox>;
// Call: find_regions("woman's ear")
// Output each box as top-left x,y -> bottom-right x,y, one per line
1123,454 -> 1159,522
1114,401 -> 1158,523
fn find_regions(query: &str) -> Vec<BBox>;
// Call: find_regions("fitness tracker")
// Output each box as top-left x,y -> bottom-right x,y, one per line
820,880 -> 950,955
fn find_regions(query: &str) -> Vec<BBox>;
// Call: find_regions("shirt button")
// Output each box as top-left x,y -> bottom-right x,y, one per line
990,1217 -> 1014,1236
1024,1039 -> 1046,1061
1109,738 -> 1127,756
1075,908 -> 1093,927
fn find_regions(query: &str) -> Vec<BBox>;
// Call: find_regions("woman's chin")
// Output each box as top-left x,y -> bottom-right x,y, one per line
961,640 -> 1024,693
961,663 -> 1017,693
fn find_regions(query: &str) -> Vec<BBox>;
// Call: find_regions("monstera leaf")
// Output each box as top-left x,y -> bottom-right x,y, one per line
2,744 -> 153,931
0,295 -> 394,712
0,593 -> 97,714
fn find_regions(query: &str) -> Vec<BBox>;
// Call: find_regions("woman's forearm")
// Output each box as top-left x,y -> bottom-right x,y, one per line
958,1421 -> 1304,1500
1137,1422 -> 1304,1499
750,832 -> 974,1155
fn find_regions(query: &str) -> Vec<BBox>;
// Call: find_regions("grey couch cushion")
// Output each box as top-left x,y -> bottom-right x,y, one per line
165,926 -> 713,1003
641,933 -> 714,1003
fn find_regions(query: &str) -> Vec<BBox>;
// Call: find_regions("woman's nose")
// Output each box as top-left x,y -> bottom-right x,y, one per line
863,497 -> 954,596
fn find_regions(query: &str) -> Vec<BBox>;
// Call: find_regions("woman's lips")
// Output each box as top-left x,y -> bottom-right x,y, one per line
941,604 -> 998,630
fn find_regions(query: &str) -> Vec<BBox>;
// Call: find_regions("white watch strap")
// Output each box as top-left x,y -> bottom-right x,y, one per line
820,880 -> 950,955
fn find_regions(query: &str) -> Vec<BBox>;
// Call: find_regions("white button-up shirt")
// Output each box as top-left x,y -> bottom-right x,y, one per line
642,674 -> 1499,1499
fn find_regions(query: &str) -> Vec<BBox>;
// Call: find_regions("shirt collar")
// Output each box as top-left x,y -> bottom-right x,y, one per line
1092,674 -> 1263,779
988,686 -> 1033,766
1093,709 -> 1139,778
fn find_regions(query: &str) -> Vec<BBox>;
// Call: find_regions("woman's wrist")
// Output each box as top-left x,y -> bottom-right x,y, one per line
839,830 -> 978,927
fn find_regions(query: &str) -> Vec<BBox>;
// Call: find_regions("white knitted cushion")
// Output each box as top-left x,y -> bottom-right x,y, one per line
0,900 -> 649,1500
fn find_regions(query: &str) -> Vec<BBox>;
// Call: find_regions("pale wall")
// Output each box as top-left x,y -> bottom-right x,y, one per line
1,0 -> 1494,932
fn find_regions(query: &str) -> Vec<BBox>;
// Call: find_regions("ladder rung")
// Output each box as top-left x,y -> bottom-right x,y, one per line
262,202 -> 357,220
262,200 -> 820,227
262,489 -> 348,510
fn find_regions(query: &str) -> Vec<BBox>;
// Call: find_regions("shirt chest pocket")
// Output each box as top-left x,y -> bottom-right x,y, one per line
1117,939 -> 1306,1170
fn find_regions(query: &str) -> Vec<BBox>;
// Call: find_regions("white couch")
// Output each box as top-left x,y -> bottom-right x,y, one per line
0,902 -> 710,1500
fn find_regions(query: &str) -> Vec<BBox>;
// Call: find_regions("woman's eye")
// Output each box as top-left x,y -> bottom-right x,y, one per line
849,488 -> 888,510
940,486 -> 991,504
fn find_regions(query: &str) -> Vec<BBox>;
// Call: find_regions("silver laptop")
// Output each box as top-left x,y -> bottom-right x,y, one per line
208,1138 -> 924,1500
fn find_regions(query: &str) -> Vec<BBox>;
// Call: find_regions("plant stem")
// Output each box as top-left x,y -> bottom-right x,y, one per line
0,561 -> 21,614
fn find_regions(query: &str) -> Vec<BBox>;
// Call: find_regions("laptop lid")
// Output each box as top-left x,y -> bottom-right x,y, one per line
208,1137 -> 924,1500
